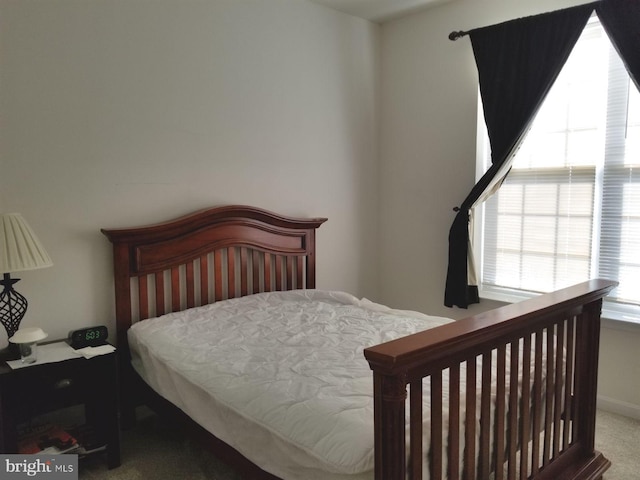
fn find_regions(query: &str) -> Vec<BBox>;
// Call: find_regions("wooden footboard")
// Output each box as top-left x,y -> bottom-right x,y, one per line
364,279 -> 617,480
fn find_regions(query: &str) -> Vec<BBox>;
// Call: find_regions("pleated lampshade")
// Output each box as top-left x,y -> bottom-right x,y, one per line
0,213 -> 53,274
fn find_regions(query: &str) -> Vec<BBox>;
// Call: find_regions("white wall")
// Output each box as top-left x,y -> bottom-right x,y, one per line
0,0 -> 380,343
379,0 -> 640,416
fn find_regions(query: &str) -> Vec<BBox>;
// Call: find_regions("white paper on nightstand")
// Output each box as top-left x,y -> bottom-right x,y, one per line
73,344 -> 116,359
6,342 -> 78,369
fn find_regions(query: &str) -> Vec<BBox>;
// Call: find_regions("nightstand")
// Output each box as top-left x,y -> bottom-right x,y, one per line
0,341 -> 121,469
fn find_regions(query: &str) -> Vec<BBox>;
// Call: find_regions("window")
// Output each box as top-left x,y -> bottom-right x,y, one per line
478,16 -> 640,321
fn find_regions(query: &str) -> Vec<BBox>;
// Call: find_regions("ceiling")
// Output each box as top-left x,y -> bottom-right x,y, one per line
308,0 -> 448,23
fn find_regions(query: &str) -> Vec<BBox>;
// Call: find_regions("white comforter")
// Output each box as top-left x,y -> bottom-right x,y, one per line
128,290 -> 453,480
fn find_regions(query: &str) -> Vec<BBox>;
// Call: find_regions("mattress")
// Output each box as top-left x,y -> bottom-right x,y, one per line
128,290 -> 454,480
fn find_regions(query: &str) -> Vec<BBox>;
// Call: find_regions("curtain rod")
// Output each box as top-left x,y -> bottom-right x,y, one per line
448,0 -> 601,41
448,30 -> 469,41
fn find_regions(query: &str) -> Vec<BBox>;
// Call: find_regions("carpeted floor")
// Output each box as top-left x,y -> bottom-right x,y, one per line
79,408 -> 241,480
594,409 -> 640,480
78,408 -> 640,480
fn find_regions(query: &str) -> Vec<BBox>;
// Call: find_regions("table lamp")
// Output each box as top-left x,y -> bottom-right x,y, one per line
0,213 -> 53,359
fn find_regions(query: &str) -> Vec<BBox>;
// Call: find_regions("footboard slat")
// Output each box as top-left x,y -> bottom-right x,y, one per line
479,353 -> 492,480
507,340 -> 519,480
563,318 -> 576,450
464,358 -> 476,480
494,345 -> 506,480
448,364 -> 461,480
542,325 -> 562,466
520,334 -> 532,478
430,372 -> 443,480
531,329 -> 544,476
543,325 -> 555,467
553,321 -> 565,458
410,379 -> 423,480
364,279 -> 616,480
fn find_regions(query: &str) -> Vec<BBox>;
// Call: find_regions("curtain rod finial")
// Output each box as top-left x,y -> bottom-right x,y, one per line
449,30 -> 468,41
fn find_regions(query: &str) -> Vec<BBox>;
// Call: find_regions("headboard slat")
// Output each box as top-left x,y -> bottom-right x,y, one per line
264,254 -> 272,292
171,266 -> 180,312
199,255 -> 209,306
251,250 -> 264,293
213,250 -> 222,302
186,261 -> 195,309
275,255 -> 283,291
155,272 -> 165,316
240,247 -> 248,296
228,247 -> 236,299
286,256 -> 294,290
139,275 -> 149,321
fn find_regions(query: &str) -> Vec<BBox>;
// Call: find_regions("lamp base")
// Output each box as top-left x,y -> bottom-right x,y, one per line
0,343 -> 20,362
1,273 -> 28,340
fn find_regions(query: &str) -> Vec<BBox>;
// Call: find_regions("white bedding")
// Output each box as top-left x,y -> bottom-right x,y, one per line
128,290 -> 454,480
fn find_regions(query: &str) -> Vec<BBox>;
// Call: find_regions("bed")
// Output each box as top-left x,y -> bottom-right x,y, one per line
102,205 -> 617,480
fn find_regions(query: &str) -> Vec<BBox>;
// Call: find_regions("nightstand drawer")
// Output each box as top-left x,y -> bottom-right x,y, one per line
7,357 -> 107,418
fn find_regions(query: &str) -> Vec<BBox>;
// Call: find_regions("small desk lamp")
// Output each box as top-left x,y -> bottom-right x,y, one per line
0,213 -> 53,359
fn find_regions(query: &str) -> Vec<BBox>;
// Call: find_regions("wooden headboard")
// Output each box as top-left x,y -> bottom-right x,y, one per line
102,205 -> 327,348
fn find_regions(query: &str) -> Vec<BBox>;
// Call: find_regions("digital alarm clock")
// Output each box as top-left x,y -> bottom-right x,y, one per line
67,326 -> 109,349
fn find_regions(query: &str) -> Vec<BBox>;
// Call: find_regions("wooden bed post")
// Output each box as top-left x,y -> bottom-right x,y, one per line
571,297 -> 611,477
373,371 -> 408,480
111,242 -> 133,350
107,241 -> 137,429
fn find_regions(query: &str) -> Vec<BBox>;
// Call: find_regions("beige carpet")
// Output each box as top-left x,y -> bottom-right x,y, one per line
595,410 -> 640,480
79,412 -> 239,480
79,409 -> 640,480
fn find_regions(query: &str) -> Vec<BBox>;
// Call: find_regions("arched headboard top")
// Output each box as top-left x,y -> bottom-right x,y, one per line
102,205 -> 328,244
102,205 -> 328,274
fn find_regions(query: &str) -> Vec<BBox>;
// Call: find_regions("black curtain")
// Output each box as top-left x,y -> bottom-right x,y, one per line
444,3 -> 596,308
596,0 -> 640,91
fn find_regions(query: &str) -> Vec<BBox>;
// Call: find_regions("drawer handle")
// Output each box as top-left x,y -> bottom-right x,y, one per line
54,378 -> 73,389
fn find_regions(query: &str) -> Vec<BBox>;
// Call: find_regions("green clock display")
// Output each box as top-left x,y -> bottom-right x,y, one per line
67,326 -> 109,349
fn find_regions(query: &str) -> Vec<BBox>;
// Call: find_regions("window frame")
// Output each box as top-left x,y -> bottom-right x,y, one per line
474,17 -> 640,326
